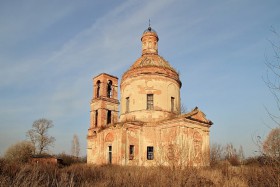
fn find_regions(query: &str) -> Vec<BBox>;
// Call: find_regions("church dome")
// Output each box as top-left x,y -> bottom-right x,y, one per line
120,26 -> 182,123
121,26 -> 181,86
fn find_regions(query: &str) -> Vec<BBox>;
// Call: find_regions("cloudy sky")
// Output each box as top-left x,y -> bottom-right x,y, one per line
0,0 -> 280,157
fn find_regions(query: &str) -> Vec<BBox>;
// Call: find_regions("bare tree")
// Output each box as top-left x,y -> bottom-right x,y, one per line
26,118 -> 55,155
71,134 -> 80,158
238,145 -> 245,164
180,99 -> 188,114
210,143 -> 224,166
264,28 -> 280,126
224,143 -> 235,159
4,141 -> 35,163
263,127 -> 280,159
260,128 -> 280,186
224,143 -> 242,166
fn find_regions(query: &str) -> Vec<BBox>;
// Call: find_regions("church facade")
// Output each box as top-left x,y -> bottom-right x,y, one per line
87,26 -> 212,166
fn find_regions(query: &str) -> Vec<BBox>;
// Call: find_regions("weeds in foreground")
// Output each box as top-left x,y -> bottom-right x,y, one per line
0,158 -> 279,187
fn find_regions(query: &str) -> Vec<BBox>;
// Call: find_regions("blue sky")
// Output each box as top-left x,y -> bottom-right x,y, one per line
0,0 -> 280,157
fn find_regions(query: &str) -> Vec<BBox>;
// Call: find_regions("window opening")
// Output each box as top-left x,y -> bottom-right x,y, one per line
95,110 -> 98,127
107,80 -> 112,98
96,80 -> 101,98
107,110 -> 112,125
108,146 -> 112,164
126,97 -> 130,113
147,94 -> 154,110
129,145 -> 134,160
147,146 -> 154,160
171,97 -> 175,112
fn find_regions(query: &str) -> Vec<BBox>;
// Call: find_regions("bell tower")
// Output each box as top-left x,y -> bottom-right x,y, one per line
88,73 -> 119,138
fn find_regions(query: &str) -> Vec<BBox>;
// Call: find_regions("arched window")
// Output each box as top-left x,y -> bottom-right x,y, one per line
96,80 -> 101,98
107,80 -> 112,98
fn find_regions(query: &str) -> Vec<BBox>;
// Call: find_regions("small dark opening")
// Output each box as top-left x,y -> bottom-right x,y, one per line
171,97 -> 175,112
147,146 -> 154,160
96,80 -> 101,98
107,110 -> 112,124
107,80 -> 112,98
95,110 -> 98,127
108,146 -> 112,164
129,145 -> 134,160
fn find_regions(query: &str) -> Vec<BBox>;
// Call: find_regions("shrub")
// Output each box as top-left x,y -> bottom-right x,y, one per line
4,141 -> 35,163
55,153 -> 85,166
228,155 -> 240,166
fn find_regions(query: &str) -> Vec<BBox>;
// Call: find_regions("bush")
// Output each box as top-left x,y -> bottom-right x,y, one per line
245,155 -> 280,167
4,141 -> 35,163
55,153 -> 85,166
228,155 -> 240,166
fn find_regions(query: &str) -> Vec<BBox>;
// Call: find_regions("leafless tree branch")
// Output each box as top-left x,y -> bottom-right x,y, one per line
26,118 -> 55,155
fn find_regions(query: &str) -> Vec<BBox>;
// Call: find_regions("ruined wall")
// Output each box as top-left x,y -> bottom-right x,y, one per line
87,117 -> 210,167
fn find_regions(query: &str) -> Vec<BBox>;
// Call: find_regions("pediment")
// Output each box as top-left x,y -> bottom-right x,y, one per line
183,107 -> 213,125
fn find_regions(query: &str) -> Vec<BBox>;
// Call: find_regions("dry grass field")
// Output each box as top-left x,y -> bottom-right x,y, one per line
0,158 -> 279,187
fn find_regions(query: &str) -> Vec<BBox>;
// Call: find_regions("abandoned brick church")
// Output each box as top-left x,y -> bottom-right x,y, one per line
87,26 -> 213,166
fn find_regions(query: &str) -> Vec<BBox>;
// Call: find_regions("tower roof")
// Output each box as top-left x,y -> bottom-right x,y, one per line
129,54 -> 175,71
143,26 -> 158,35
121,26 -> 181,87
